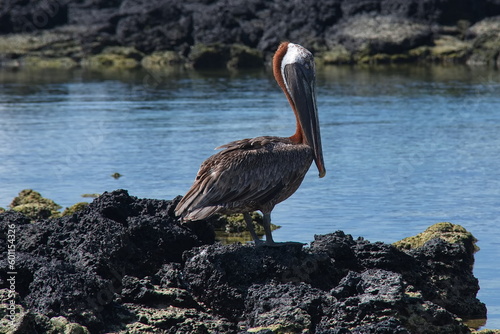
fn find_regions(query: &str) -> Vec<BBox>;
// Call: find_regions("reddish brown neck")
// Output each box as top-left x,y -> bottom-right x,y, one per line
289,125 -> 303,144
273,42 -> 304,145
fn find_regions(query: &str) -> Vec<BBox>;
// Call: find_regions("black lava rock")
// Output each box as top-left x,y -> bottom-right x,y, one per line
182,242 -> 340,320
2,0 -> 500,66
181,231 -> 481,333
0,189 -> 212,333
0,190 -> 486,333
0,0 -> 68,34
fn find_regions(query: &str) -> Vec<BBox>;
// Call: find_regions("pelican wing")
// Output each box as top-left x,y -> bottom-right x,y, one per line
175,136 -> 312,221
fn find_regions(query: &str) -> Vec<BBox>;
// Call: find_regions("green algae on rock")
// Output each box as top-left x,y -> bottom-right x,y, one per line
227,44 -> 264,69
430,36 -> 472,63
464,17 -> 500,66
18,56 -> 79,69
7,189 -> 91,220
1,1 -> 500,70
111,172 -> 122,179
320,45 -> 353,65
81,46 -> 144,69
0,289 -> 90,334
189,43 -> 229,69
188,43 -> 264,70
473,329 -> 500,334
0,190 -> 488,333
120,304 -> 234,333
61,202 -> 89,217
81,193 -> 100,198
0,26 -> 88,69
9,189 -> 62,220
393,222 -> 479,252
44,316 -> 90,334
141,51 -> 185,69
207,211 -> 280,244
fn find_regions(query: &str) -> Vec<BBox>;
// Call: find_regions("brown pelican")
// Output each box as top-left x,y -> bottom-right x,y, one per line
175,42 -> 325,245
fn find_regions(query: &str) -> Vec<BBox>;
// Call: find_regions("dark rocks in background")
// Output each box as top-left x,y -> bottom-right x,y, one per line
0,0 -> 68,34
466,16 -> 500,66
0,0 -> 500,68
115,0 -> 193,54
327,15 -> 433,55
0,190 -> 488,333
188,43 -> 264,69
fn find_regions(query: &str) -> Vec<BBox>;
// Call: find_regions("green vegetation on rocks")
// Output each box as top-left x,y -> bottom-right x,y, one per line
9,189 -> 62,220
141,51 -> 184,68
0,190 -> 491,333
0,289 -> 90,334
81,46 -> 143,69
0,1 -> 499,69
208,211 -> 280,244
61,202 -> 89,217
430,36 -> 471,63
393,222 -> 479,252
6,190 -> 95,220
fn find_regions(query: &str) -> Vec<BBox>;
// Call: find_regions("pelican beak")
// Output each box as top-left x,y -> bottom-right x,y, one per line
283,61 -> 326,178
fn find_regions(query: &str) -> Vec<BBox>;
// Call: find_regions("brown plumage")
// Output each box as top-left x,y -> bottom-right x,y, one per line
175,42 -> 326,245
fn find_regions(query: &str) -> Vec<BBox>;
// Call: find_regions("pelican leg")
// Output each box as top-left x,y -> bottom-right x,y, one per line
243,212 -> 262,244
262,212 -> 275,245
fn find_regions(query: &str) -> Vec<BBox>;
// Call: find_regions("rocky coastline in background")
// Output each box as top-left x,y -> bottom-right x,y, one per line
0,189 -> 494,333
0,0 -> 500,70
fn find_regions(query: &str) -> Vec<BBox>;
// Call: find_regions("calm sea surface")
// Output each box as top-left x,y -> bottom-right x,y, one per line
1,65 -> 499,329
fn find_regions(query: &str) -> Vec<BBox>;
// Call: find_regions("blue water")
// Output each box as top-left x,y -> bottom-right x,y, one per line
1,65 -> 499,329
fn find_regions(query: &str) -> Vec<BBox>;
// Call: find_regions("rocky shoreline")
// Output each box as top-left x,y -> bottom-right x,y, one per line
0,0 -> 499,70
0,189 -> 495,333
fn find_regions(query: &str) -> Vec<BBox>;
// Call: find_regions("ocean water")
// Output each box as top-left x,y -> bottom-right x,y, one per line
1,65 -> 499,329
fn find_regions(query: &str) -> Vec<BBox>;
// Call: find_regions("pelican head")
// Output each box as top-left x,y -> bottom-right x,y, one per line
273,42 -> 326,178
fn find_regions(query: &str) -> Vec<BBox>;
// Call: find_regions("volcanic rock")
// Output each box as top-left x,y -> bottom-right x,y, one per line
0,190 -> 487,333
1,0 -> 500,67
